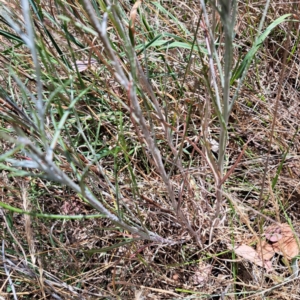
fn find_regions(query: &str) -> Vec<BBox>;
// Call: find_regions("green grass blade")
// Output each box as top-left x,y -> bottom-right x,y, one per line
0,29 -> 23,43
231,14 -> 292,84
0,200 -> 105,219
151,2 -> 191,36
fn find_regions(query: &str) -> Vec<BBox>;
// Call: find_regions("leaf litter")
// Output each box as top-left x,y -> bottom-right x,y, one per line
233,223 -> 299,273
263,223 -> 299,260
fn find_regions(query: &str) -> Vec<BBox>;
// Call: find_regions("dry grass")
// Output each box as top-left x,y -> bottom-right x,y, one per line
0,0 -> 300,299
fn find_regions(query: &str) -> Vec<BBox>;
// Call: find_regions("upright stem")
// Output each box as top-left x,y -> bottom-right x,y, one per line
216,0 -> 236,215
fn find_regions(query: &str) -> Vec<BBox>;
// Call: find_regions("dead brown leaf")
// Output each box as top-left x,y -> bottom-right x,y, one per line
257,240 -> 276,261
129,0 -> 143,32
271,223 -> 299,260
234,244 -> 273,272
265,224 -> 283,242
262,223 -> 299,260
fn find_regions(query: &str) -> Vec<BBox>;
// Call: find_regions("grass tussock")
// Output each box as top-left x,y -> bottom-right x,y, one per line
0,0 -> 300,299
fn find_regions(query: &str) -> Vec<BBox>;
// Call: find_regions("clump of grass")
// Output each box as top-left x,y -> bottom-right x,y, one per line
0,0 -> 299,298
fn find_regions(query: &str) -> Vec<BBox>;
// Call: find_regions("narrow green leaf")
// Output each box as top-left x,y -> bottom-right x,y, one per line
231,14 -> 292,84
151,2 -> 191,36
0,201 -> 105,220
0,30 -> 23,43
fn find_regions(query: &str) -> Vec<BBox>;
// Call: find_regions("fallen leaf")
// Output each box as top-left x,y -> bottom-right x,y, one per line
234,244 -> 273,271
265,224 -> 283,242
272,223 -> 299,260
257,240 -> 276,261
263,260 -> 273,271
